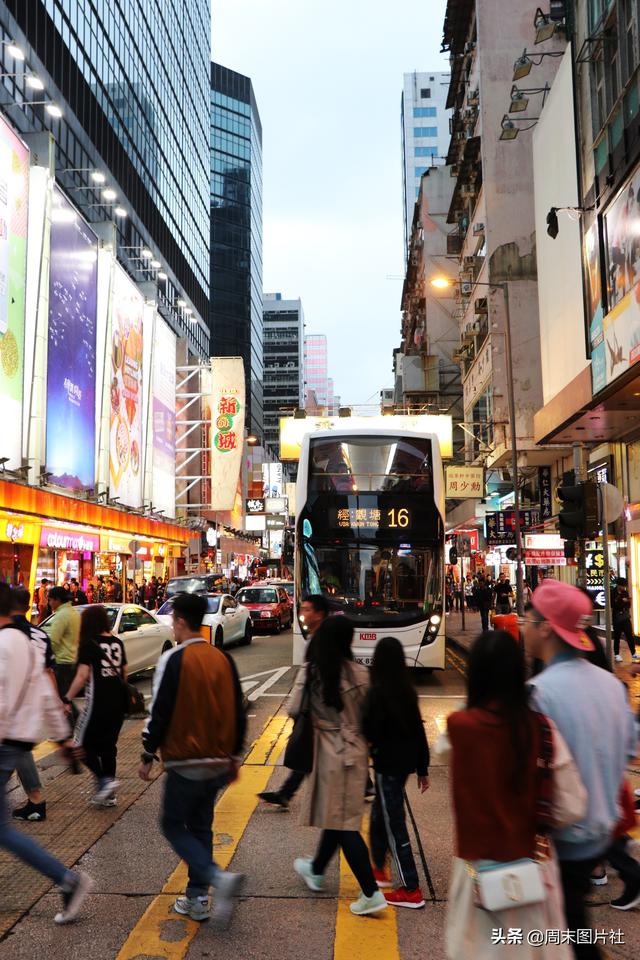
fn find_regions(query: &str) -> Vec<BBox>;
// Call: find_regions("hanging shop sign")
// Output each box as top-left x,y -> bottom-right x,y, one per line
39,526 -> 100,553
245,498 -> 265,515
445,465 -> 484,499
585,547 -> 606,609
525,549 -> 567,565
0,115 -> 29,468
265,496 -> 287,514
538,466 -> 552,521
99,535 -> 132,554
210,357 -> 245,511
262,462 -> 283,497
266,516 -> 285,530
3,520 -> 38,544
46,187 -> 97,491
485,509 -> 540,546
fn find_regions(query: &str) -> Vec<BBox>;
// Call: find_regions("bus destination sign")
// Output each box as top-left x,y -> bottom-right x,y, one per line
333,506 -> 411,530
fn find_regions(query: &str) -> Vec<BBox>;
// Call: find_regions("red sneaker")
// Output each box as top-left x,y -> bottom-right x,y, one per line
373,868 -> 392,888
384,887 -> 426,909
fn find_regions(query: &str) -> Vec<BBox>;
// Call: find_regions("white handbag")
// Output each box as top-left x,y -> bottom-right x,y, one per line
469,855 -> 547,913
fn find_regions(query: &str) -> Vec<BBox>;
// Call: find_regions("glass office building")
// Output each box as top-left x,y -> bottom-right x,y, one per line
211,62 -> 263,436
0,1 -> 211,356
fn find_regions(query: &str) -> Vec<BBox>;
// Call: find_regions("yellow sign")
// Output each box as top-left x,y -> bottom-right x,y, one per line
445,465 -> 484,498
279,414 -> 453,461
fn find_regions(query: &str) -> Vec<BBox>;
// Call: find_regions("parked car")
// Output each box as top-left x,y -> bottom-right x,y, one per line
165,574 -> 227,597
235,585 -> 293,633
156,593 -> 252,648
40,603 -> 174,676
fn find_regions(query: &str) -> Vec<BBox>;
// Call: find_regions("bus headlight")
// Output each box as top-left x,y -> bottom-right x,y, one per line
429,614 -> 441,625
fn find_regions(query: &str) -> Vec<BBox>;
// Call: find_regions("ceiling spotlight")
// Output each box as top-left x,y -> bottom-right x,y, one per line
102,187 -> 117,201
7,43 -> 25,61
157,271 -> 167,281
534,8 -> 557,44
177,298 -> 187,307
141,248 -> 153,259
91,171 -> 106,184
150,258 -> 161,269
26,75 -> 44,91
114,206 -> 127,218
509,87 -> 529,112
184,307 -> 192,315
46,103 -> 63,118
512,52 -> 533,81
500,116 -> 519,140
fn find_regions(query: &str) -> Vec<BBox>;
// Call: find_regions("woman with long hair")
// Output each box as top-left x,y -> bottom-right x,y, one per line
290,615 -> 386,916
64,606 -> 127,807
444,630 -> 577,959
361,636 -> 430,908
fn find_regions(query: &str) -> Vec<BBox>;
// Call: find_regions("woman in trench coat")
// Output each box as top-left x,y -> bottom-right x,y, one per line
289,616 -> 387,916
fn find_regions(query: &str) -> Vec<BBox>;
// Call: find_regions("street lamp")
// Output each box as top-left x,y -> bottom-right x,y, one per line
430,274 -> 524,616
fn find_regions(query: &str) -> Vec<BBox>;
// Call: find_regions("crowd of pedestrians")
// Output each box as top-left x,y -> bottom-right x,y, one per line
34,574 -> 169,621
1,573 -> 639,957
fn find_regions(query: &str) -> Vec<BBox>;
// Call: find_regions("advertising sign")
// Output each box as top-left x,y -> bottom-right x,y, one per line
211,357 -> 245,511
0,116 -> 28,467
46,188 -> 97,490
109,265 -> 144,507
39,525 -> 100,553
279,414 -> 453,460
151,316 -> 176,517
245,497 -> 265,514
585,548 -> 606,609
593,166 -> 640,392
538,466 -> 552,521
485,509 -> 540,546
262,462 -> 283,497
445,465 -> 484,499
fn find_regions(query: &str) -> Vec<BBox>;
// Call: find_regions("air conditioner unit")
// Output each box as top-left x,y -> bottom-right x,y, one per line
461,281 -> 473,296
474,297 -> 488,315
460,184 -> 476,198
471,320 -> 482,334
464,108 -> 477,121
464,255 -> 479,269
468,88 -> 480,106
472,222 -> 485,236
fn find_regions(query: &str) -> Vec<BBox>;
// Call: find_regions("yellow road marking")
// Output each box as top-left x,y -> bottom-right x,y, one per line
116,713 -> 288,960
32,741 -> 59,761
334,818 -> 400,960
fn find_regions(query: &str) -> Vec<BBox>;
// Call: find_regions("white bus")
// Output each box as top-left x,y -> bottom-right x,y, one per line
293,427 -> 445,669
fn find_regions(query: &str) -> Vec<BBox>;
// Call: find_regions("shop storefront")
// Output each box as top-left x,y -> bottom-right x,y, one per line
0,517 -> 40,588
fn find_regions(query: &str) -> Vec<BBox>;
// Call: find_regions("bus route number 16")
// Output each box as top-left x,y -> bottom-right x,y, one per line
387,508 -> 409,528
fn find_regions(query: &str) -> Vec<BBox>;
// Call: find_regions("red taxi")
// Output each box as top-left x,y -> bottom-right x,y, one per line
235,585 -> 293,633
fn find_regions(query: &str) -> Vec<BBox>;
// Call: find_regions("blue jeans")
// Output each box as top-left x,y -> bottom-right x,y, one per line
0,745 -> 71,885
370,772 -> 419,891
160,770 -> 228,898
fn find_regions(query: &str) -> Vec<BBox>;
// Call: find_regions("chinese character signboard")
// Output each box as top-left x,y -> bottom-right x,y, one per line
445,465 -> 484,499
585,548 -> 606,609
211,357 -> 245,511
485,510 -> 540,546
245,498 -> 265,514
538,466 -> 552,521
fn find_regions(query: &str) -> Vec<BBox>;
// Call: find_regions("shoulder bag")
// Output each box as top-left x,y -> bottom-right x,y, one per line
101,637 -> 146,717
283,667 -> 314,773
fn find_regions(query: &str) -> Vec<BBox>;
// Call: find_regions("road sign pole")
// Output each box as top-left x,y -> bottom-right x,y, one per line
599,482 -> 613,669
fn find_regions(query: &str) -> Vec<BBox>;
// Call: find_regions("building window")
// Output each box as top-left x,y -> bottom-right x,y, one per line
415,146 -> 438,157
414,127 -> 438,138
413,107 -> 437,118
420,87 -> 431,98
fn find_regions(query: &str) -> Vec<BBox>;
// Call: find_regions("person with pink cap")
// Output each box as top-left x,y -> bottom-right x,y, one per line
522,579 -> 637,960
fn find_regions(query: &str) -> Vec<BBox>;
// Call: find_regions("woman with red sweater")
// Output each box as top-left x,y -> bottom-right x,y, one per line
444,630 -> 581,960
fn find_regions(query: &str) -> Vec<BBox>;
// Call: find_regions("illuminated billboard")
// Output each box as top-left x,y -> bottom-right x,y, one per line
279,414 -> 453,460
152,315 -> 176,517
0,116 -> 29,467
211,357 -> 245,511
109,265 -> 144,507
46,188 -> 98,489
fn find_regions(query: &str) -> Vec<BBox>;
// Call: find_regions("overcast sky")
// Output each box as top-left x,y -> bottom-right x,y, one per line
212,0 -> 449,408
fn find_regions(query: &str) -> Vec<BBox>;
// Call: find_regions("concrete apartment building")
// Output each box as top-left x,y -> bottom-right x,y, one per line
401,70 -> 451,253
262,293 -> 305,455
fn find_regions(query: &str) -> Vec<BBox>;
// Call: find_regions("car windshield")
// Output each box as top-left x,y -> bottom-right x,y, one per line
158,596 -> 220,616
41,603 -> 118,630
237,588 -> 277,604
166,577 -> 209,596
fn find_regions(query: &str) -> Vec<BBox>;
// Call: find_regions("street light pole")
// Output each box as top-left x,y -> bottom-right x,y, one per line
498,281 -> 524,618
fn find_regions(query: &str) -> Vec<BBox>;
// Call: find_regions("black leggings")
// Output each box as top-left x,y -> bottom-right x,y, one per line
312,829 -> 377,897
82,714 -> 124,782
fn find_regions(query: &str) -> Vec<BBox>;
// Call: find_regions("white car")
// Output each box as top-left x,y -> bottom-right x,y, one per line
41,603 -> 174,676
156,593 -> 252,649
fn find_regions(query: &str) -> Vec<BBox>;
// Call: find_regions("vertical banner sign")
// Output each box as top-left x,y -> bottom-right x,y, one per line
0,117 -> 28,467
538,466 -> 552,521
210,357 -> 245,511
109,265 -> 143,507
46,188 -> 98,489
585,548 -> 606,609
152,316 -> 177,517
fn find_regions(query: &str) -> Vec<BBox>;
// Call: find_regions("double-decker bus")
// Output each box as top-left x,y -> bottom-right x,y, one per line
293,427 -> 445,668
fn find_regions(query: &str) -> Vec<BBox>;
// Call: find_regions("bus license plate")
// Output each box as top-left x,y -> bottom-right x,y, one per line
355,655 -> 373,666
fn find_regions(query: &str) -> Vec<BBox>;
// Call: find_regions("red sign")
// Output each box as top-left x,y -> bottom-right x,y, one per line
525,548 -> 566,565
360,633 -> 377,642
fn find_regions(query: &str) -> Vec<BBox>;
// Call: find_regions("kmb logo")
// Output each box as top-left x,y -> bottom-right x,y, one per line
360,633 -> 377,641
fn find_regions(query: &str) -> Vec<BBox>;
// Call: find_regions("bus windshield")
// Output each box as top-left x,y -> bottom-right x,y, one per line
298,435 -> 443,627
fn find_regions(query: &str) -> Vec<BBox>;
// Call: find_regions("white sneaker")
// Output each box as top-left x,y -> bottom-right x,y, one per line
632,654 -> 640,663
211,870 -> 245,930
615,654 -> 623,663
174,895 -> 210,921
294,856 -> 325,892
93,779 -> 120,803
54,872 -> 93,924
350,890 -> 388,916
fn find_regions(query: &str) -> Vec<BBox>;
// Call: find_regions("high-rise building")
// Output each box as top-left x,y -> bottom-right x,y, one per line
210,63 -> 264,436
401,70 -> 451,255
304,334 -> 329,411
263,293 -> 304,454
1,0 -> 211,355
